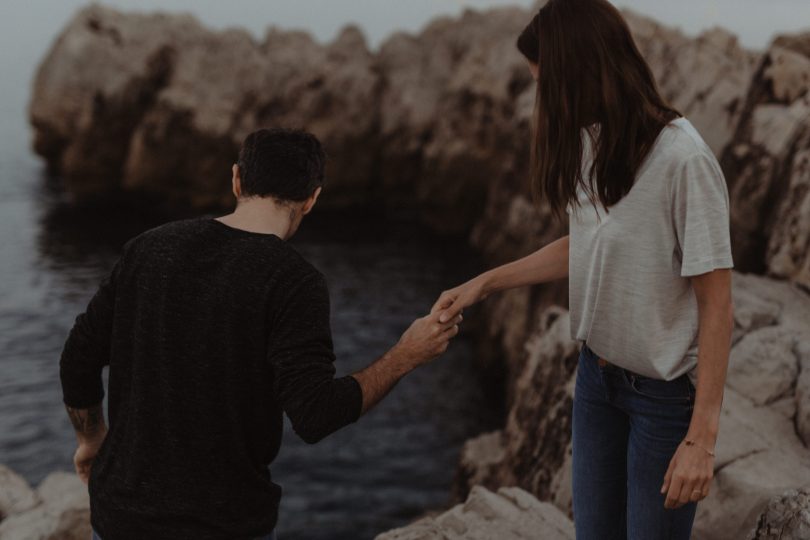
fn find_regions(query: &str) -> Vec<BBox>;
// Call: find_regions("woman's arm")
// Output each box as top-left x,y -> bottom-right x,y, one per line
432,234 -> 569,323
661,267 -> 733,508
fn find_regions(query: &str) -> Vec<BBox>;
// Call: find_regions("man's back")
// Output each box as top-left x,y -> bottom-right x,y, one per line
60,128 -> 460,540
60,216 -> 363,540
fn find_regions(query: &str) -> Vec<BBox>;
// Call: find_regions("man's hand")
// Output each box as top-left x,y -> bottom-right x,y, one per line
65,402 -> 107,484
73,434 -> 106,485
352,311 -> 463,414
393,311 -> 463,368
431,277 -> 488,324
661,439 -> 715,508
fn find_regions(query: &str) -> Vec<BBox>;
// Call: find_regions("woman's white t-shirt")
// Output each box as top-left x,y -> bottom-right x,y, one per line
568,117 -> 734,388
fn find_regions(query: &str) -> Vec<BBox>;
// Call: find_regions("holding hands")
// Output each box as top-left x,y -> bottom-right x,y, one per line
395,311 -> 464,367
430,276 -> 490,325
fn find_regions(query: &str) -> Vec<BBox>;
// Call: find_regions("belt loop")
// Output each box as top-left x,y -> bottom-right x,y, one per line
622,368 -> 634,387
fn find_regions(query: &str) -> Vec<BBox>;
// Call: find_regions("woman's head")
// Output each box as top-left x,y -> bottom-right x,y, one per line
517,0 -> 680,221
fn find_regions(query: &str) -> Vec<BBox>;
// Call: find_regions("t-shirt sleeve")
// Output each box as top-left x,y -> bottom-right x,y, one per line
267,270 -> 363,444
670,152 -> 735,277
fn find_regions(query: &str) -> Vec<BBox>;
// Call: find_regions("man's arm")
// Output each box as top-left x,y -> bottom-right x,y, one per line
65,402 -> 107,442
270,271 -> 460,443
59,245 -> 130,481
351,312 -> 461,414
61,268 -> 115,484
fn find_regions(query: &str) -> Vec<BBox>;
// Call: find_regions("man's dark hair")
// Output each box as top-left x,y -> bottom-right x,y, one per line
236,128 -> 326,202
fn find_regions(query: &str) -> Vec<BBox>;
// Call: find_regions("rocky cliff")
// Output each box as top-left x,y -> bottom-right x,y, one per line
24,3 -> 810,540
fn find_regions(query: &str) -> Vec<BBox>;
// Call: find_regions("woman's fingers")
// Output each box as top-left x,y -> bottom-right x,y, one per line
431,292 -> 455,314
439,301 -> 465,323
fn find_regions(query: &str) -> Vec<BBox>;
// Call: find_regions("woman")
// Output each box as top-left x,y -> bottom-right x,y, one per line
432,1 -> 734,538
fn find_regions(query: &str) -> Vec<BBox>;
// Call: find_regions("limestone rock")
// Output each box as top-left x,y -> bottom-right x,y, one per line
30,4 -> 762,237
375,486 -> 574,540
726,325 -> 799,406
29,4 -> 380,212
0,466 -> 39,521
720,36 -> 810,288
623,12 -> 758,155
748,488 -> 810,540
454,306 -> 579,502
794,339 -> 810,447
375,7 -> 533,232
0,471 -> 89,540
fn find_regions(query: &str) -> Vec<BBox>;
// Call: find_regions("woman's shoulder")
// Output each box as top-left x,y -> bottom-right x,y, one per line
655,117 -> 718,165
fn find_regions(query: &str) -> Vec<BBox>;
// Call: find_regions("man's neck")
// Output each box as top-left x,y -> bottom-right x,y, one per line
216,198 -> 296,240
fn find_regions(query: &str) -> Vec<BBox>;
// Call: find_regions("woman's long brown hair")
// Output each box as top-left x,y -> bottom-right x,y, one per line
517,0 -> 681,222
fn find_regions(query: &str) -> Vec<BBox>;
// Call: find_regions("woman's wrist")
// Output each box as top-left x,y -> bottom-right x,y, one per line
474,271 -> 495,299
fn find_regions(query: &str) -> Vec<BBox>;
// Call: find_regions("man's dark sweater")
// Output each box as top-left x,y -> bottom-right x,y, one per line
59,216 -> 364,540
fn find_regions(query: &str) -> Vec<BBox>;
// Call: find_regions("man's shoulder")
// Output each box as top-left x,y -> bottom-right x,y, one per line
278,245 -> 327,289
124,217 -> 204,247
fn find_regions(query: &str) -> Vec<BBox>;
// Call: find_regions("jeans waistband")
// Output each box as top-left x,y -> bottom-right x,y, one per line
583,342 -> 646,379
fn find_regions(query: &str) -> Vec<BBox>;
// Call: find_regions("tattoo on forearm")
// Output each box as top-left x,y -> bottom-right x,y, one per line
66,403 -> 106,438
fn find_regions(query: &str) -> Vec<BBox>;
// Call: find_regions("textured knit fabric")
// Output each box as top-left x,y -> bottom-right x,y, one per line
568,117 -> 734,388
59,216 -> 363,540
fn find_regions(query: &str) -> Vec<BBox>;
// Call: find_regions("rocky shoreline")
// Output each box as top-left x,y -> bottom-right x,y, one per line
14,2 -> 810,539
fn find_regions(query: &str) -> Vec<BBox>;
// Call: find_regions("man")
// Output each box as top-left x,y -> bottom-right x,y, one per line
59,128 -> 462,540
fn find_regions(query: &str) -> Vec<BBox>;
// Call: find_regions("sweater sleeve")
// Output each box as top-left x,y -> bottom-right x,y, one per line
268,270 -> 363,444
59,242 -> 130,409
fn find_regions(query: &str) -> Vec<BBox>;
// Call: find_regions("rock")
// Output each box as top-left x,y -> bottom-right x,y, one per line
623,12 -> 758,155
0,466 -> 39,521
748,488 -> 810,540
691,381 -> 810,539
455,432 -> 506,497
726,325 -> 799,406
794,339 -> 810,447
29,4 -> 761,237
720,36 -> 810,288
29,4 -> 380,213
375,486 -> 574,540
731,282 -> 781,344
454,306 -> 579,502
0,471 -> 89,540
376,7 -> 533,233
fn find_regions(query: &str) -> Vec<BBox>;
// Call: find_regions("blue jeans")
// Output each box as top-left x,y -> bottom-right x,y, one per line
92,528 -> 276,540
572,342 -> 698,540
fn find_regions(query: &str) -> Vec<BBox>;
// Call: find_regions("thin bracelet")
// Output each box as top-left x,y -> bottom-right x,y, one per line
684,439 -> 715,457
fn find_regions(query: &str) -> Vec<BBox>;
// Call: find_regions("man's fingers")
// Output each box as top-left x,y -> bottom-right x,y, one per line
444,324 -> 460,338
441,314 -> 463,329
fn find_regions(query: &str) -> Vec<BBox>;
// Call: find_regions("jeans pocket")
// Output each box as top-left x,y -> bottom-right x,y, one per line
626,372 -> 693,404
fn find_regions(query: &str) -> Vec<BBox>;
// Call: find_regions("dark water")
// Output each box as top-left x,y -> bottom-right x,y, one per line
0,135 -> 501,540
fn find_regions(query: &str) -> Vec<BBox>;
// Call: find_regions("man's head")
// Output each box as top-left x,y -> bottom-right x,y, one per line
231,128 -> 326,236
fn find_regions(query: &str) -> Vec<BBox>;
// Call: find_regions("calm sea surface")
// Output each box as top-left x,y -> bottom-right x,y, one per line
0,4 -> 502,539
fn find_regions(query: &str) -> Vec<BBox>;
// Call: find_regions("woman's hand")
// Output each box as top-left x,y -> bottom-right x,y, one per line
661,438 -> 715,508
431,276 -> 490,324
